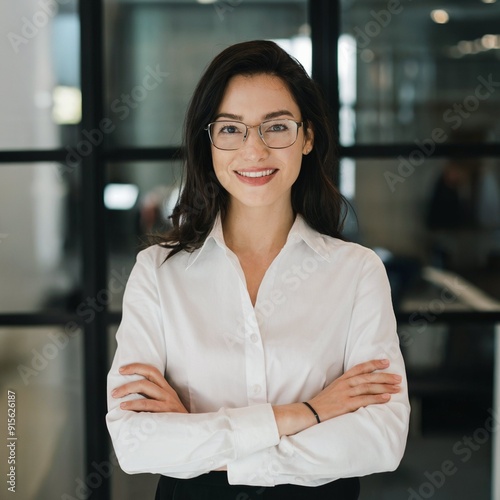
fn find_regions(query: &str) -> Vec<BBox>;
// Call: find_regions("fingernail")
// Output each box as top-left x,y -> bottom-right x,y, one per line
111,389 -> 118,397
381,359 -> 390,365
119,367 -> 125,373
120,402 -> 128,409
394,375 -> 402,382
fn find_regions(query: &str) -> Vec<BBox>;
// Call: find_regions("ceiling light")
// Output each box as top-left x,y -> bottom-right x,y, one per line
482,34 -> 497,49
458,40 -> 473,54
431,9 -> 450,24
104,184 -> 139,210
52,86 -> 81,125
197,0 -> 217,4
482,0 -> 497,4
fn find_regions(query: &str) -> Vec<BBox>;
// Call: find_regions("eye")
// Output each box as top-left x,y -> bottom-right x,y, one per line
217,123 -> 243,135
264,121 -> 290,133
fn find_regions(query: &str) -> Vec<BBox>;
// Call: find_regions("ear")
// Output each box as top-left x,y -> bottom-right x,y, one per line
302,121 -> 314,155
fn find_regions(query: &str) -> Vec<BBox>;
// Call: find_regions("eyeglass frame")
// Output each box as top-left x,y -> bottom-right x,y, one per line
204,118 -> 304,150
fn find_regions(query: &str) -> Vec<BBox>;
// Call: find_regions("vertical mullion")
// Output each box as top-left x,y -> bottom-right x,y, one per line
80,1 -> 110,499
309,0 -> 341,143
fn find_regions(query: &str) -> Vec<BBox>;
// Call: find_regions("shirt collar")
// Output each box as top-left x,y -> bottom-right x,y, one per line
287,214 -> 332,262
186,213 -> 226,269
186,212 -> 332,269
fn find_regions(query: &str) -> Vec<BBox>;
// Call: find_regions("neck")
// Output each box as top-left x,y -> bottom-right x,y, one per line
222,201 -> 295,256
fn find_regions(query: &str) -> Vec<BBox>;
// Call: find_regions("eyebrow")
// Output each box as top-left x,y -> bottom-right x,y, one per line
213,109 -> 296,121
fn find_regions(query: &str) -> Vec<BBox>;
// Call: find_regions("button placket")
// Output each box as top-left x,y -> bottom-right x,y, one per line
226,242 -> 285,406
244,255 -> 284,404
243,304 -> 267,404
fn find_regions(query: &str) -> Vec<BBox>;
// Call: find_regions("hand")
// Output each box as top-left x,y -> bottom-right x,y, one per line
272,359 -> 401,437
308,359 -> 401,422
112,363 -> 188,413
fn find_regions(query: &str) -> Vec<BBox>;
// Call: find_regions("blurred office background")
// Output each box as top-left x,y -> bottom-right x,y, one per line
0,0 -> 500,499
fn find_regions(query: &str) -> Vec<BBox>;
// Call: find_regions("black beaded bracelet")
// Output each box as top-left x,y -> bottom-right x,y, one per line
302,401 -> 321,424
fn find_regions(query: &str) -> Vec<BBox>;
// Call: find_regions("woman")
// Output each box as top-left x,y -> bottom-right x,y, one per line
107,40 -> 410,499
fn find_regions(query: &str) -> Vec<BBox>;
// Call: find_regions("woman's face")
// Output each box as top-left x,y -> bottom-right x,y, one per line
210,73 -> 313,212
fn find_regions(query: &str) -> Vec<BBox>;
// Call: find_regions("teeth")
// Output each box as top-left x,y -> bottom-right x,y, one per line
236,169 -> 276,178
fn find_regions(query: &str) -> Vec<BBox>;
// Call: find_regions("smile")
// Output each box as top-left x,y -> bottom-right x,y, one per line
235,169 -> 278,178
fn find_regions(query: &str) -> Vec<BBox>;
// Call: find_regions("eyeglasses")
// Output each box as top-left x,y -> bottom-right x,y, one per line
205,119 -> 303,150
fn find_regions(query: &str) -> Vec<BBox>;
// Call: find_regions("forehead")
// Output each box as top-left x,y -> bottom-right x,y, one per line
218,73 -> 300,118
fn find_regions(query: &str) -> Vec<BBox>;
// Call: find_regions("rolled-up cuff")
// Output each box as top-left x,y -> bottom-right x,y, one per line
225,403 -> 280,459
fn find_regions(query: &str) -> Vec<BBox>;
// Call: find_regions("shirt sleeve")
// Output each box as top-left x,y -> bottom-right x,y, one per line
106,248 -> 280,477
226,250 -> 411,486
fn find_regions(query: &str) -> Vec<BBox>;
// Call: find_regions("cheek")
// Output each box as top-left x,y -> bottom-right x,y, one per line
283,149 -> 304,176
211,152 -> 233,186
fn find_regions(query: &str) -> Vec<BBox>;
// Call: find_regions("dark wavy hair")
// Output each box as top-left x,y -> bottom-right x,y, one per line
158,40 -> 347,259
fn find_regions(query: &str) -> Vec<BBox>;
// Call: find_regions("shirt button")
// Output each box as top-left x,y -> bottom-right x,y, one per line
253,384 -> 261,394
250,334 -> 259,343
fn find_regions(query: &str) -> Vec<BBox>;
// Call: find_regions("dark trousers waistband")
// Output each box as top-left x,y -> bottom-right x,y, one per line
155,471 -> 360,500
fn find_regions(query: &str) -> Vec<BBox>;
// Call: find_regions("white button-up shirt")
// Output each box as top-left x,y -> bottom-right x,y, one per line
106,214 -> 410,486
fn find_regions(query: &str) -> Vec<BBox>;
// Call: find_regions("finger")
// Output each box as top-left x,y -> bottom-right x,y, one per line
112,380 -> 165,400
342,359 -> 391,379
348,372 -> 402,387
120,397 -> 188,413
120,398 -> 173,413
349,383 -> 401,397
345,393 -> 392,412
119,363 -> 166,386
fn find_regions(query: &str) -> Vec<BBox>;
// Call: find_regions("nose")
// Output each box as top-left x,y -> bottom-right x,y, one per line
241,125 -> 268,160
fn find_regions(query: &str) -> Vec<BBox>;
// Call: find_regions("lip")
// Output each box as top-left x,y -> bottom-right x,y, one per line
233,168 -> 279,186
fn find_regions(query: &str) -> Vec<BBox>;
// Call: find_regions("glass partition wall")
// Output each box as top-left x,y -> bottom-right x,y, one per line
1,1 -> 499,499
339,2 -> 500,498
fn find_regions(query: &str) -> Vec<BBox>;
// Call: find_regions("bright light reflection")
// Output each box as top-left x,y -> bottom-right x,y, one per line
272,36 -> 312,76
482,34 -> 498,49
52,86 -> 81,125
431,9 -> 450,24
104,184 -> 139,210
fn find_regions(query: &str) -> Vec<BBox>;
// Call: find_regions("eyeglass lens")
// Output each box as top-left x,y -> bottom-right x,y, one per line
209,119 -> 299,150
